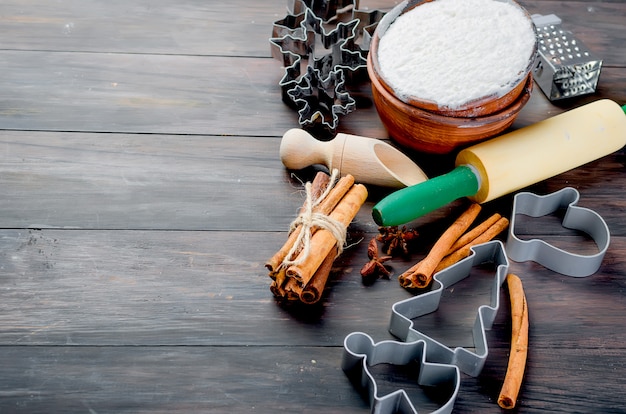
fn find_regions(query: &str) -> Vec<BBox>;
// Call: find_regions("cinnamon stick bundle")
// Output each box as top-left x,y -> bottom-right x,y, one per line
266,171 -> 332,277
498,273 -> 529,409
399,203 -> 481,289
286,183 -> 367,286
267,171 -> 367,304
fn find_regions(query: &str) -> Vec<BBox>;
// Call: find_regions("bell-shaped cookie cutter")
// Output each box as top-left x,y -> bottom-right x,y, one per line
342,241 -> 509,413
506,187 -> 610,277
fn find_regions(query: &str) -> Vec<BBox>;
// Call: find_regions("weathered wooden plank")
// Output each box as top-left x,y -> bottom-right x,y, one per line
0,228 -> 624,348
0,131 -> 624,233
0,345 -> 367,414
0,51 -> 300,136
1,0 -> 624,68
0,0 -> 408,57
0,344 -> 623,413
0,1 -> 626,137
0,0 -> 287,56
519,0 -> 626,66
458,346 -> 626,413
0,132 -> 302,231
0,48 -> 624,136
0,49 -> 393,136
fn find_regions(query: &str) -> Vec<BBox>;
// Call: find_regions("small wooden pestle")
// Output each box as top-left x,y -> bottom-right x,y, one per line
279,129 -> 428,188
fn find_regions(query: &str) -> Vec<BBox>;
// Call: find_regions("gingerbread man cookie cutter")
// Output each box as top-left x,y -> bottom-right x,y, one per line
506,187 -> 610,277
342,333 -> 460,414
342,241 -> 509,413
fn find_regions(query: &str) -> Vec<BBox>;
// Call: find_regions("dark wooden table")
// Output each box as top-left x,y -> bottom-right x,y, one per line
1,1 -> 624,413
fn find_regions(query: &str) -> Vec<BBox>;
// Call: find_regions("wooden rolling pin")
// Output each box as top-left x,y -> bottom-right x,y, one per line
373,99 -> 626,226
280,129 -> 428,188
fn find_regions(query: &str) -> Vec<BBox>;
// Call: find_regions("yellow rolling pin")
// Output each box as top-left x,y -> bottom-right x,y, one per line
373,99 -> 626,226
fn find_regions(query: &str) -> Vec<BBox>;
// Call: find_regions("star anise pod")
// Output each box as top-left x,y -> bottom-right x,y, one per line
360,238 -> 392,279
376,226 -> 419,256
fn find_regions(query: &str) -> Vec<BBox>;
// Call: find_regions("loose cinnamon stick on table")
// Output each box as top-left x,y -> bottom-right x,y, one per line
498,273 -> 529,409
446,213 -> 502,254
399,203 -> 481,289
434,216 -> 509,273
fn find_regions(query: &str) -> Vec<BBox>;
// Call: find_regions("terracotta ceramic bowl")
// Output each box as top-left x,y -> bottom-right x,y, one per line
370,0 -> 537,118
368,0 -> 537,153
368,52 -> 533,154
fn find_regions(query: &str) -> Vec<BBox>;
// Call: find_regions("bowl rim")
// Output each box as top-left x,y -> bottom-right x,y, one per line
368,52 -> 534,125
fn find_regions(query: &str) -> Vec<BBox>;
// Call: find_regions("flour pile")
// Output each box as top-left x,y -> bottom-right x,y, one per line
377,0 -> 537,109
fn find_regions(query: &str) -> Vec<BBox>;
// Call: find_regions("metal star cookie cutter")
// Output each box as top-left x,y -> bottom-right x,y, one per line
287,66 -> 355,133
342,241 -> 509,413
506,187 -> 610,277
269,0 -> 385,136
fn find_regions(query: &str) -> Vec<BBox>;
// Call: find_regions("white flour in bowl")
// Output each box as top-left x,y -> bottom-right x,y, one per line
377,0 -> 537,109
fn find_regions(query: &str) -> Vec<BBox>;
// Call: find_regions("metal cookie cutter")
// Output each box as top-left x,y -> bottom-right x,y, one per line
342,241 -> 509,413
506,187 -> 610,277
270,0 -> 385,136
342,333 -> 460,414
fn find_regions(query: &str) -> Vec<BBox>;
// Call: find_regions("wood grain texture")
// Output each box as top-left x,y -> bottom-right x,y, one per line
0,229 -> 624,349
0,346 -> 624,413
0,0 -> 625,413
0,131 -> 623,232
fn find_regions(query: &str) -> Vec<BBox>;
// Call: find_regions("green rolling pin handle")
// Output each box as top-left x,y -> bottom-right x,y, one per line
622,104 -> 626,115
372,165 -> 481,226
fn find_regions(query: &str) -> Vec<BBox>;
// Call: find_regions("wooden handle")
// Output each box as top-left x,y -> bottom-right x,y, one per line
279,128 -> 341,171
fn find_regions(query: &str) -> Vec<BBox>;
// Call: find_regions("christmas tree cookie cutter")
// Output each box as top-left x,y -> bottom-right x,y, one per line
342,241 -> 509,413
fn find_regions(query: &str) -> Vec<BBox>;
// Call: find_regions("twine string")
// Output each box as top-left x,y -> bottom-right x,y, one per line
281,169 -> 347,268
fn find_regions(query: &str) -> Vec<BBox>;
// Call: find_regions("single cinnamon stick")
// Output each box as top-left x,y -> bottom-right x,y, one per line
435,216 -> 509,272
300,247 -> 336,304
446,213 -> 502,255
314,174 -> 356,219
399,203 -> 481,289
287,183 -> 368,286
498,273 -> 529,409
282,277 -> 302,301
269,267 -> 288,298
278,248 -> 336,304
266,171 -> 331,276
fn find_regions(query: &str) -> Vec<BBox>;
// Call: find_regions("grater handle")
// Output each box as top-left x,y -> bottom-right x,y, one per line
530,13 -> 562,26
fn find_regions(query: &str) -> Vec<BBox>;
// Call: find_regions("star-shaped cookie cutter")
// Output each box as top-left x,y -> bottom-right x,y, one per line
506,187 -> 610,277
287,66 -> 355,133
270,0 -> 385,136
342,241 -> 509,413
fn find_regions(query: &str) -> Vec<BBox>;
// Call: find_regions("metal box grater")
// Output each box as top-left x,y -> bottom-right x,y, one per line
531,14 -> 603,101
